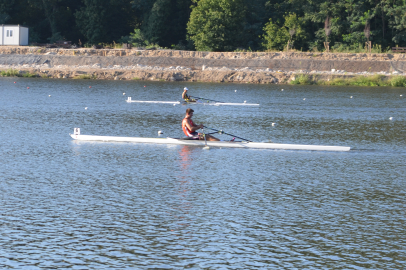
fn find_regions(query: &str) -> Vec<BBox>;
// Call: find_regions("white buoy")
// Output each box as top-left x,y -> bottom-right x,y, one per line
48,95 -> 51,97
123,92 -> 126,95
281,89 -> 284,91
235,90 -> 237,92
158,130 -> 163,134
173,104 -> 176,106
350,96 -> 353,98
303,98 -> 306,100
85,107 -> 88,110
244,100 -> 246,103
203,146 -> 210,150
389,117 -> 393,120
272,123 -> 275,126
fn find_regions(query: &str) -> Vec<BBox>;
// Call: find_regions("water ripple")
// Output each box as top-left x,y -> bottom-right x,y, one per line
0,79 -> 405,269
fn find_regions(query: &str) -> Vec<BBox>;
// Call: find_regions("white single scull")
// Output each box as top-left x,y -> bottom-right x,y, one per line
126,97 -> 259,106
70,129 -> 350,152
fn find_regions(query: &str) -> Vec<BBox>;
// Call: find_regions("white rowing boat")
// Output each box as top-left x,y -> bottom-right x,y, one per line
126,97 -> 259,106
70,129 -> 350,152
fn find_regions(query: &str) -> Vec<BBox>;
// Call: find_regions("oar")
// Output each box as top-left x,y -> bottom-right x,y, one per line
189,95 -> 224,103
203,126 -> 252,142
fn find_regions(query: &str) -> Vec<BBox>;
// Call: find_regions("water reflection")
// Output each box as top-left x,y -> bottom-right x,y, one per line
178,145 -> 196,174
172,146 -> 197,235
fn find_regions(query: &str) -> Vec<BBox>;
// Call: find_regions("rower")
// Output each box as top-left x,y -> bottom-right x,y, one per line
182,87 -> 196,102
182,108 -> 219,141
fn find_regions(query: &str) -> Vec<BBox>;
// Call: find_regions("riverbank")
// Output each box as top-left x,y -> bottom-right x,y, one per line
1,46 -> 406,84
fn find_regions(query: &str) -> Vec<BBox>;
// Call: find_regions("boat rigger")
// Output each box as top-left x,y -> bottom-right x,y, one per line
70,128 -> 351,152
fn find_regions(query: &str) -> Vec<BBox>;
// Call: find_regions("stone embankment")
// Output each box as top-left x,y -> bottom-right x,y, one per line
1,46 -> 406,83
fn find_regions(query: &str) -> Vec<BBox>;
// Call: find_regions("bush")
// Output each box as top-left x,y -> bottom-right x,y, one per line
1,69 -> 20,77
290,74 -> 312,85
321,78 -> 348,86
319,75 -> 406,87
73,74 -> 93,79
350,75 -> 384,86
388,76 -> 406,87
22,72 -> 37,78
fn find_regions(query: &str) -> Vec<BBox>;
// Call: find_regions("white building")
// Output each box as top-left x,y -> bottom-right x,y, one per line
0,25 -> 29,46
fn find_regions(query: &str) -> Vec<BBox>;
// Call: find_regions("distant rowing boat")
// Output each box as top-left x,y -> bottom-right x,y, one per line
126,97 -> 260,106
70,129 -> 350,152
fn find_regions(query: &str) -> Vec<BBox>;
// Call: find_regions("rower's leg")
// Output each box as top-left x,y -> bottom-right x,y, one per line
206,135 -> 220,141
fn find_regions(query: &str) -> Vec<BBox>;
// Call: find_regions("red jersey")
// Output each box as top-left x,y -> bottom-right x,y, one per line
182,117 -> 197,137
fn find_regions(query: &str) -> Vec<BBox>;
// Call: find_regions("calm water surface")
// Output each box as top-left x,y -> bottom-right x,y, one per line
0,78 -> 405,269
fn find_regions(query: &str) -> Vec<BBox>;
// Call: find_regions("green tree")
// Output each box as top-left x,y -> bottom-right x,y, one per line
128,28 -> 147,47
144,0 -> 191,48
33,0 -> 62,42
0,0 -> 14,23
75,0 -> 134,44
340,6 -> 373,47
241,0 -> 270,50
262,13 -> 305,51
187,0 -> 246,51
0,0 -> 81,43
385,0 -> 406,45
262,18 -> 289,50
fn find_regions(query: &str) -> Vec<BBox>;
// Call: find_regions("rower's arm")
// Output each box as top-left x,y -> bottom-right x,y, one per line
184,119 -> 201,132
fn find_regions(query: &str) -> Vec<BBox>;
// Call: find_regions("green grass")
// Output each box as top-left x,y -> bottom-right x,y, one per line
1,69 -> 38,78
1,69 -> 20,77
290,74 -> 312,85
73,74 -> 94,79
290,74 -> 406,87
22,72 -> 38,78
132,77 -> 141,80
323,77 -> 347,86
321,75 -> 406,87
388,75 -> 406,87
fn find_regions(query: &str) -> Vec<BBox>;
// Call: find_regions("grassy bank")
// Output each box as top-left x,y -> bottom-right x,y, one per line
290,74 -> 406,87
2,67 -> 406,86
1,69 -> 37,78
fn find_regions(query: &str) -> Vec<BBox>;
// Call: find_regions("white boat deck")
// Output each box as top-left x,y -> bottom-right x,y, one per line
70,133 -> 350,152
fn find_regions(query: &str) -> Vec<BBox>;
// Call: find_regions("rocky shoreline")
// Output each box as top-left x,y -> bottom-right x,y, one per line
1,46 -> 406,84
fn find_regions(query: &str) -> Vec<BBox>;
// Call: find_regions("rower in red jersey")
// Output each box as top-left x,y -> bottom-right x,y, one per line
182,108 -> 219,141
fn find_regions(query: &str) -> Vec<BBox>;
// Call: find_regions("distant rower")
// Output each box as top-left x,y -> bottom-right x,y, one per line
182,108 -> 219,141
182,87 -> 196,102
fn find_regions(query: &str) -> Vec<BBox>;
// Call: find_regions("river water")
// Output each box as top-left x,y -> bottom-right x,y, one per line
0,78 -> 405,269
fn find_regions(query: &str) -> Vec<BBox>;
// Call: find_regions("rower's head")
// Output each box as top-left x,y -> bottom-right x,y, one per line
184,87 -> 188,91
185,108 -> 194,117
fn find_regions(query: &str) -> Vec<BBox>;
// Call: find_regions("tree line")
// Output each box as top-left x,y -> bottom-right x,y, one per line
1,0 -> 406,52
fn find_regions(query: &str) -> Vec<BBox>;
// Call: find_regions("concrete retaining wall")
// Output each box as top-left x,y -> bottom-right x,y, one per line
1,47 -> 406,83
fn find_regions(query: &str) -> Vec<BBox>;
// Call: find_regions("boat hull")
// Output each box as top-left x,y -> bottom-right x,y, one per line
126,97 -> 259,106
70,134 -> 350,152
126,100 -> 180,104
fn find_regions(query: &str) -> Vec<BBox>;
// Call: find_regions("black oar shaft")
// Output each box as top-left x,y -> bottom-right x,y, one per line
190,95 -> 224,103
203,126 -> 252,142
